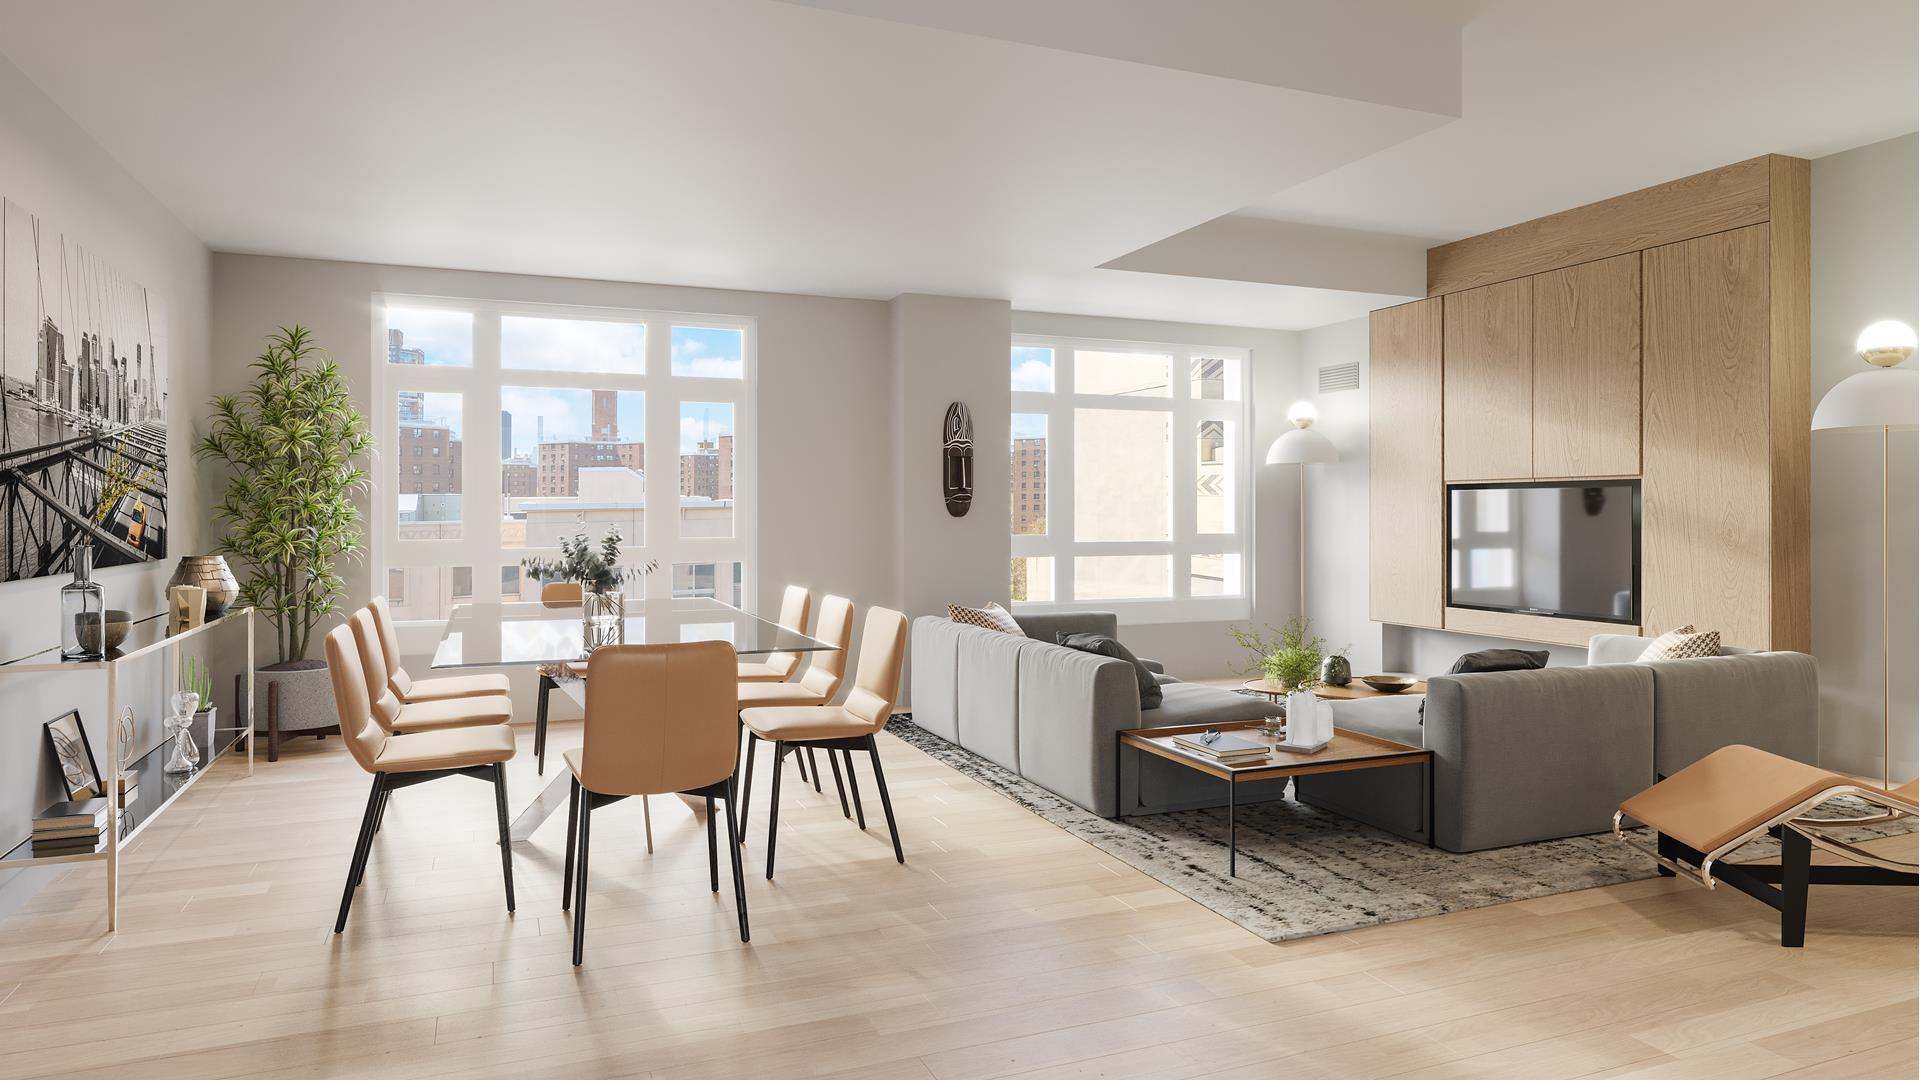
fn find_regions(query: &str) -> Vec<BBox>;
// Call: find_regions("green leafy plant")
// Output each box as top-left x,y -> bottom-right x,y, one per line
197,326 -> 372,664
1230,616 -> 1330,690
180,656 -> 212,708
521,526 -> 656,595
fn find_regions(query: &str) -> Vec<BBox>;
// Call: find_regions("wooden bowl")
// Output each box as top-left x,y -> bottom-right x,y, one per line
1358,674 -> 1417,693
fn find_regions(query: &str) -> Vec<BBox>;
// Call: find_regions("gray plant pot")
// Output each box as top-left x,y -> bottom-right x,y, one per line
252,659 -> 339,762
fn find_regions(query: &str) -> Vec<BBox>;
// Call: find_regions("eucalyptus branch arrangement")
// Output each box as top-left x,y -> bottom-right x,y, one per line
521,526 -> 657,595
197,326 -> 372,664
1231,616 -> 1333,691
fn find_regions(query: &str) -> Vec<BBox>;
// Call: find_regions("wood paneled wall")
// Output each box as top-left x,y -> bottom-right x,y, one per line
1367,156 -> 1811,650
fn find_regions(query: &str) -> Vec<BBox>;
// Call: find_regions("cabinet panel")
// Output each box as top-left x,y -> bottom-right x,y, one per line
1642,224 -> 1771,648
1533,253 -> 1642,478
1443,279 -> 1532,481
1369,298 -> 1444,629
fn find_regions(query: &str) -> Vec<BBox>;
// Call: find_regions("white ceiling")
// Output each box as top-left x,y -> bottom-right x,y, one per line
1238,0 -> 1920,240
0,0 -> 1913,330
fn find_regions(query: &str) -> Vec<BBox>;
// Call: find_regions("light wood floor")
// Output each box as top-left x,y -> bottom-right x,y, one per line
0,723 -> 1912,1079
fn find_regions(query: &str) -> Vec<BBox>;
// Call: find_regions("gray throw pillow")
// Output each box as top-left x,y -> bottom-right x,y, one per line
1448,648 -> 1549,674
1055,632 -> 1163,710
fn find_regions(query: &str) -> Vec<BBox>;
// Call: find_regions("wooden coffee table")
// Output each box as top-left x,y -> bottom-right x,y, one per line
1117,719 -> 1432,876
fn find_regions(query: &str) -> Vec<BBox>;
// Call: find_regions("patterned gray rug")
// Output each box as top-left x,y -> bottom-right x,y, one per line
887,717 -> 1913,942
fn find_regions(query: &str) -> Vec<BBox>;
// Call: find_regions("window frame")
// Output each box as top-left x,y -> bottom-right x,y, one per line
1010,333 -> 1251,624
374,294 -> 757,629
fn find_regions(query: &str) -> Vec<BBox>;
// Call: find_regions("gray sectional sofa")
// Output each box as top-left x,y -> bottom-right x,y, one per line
910,613 -> 1822,854
909,611 -> 1288,817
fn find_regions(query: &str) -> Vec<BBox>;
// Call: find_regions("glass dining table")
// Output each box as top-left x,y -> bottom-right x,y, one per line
430,596 -> 840,841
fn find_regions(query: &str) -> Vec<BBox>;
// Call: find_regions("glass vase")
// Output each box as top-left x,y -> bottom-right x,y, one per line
61,542 -> 106,660
582,589 -> 624,654
164,711 -> 198,776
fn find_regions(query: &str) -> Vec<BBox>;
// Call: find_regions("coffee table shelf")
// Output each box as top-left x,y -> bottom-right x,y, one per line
1118,719 -> 1432,875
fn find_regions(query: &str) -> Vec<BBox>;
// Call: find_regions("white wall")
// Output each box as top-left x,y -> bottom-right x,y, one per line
211,255 -> 898,702
1809,133 -> 1918,783
1300,317 -> 1384,673
0,55 -> 213,915
1009,310 -> 1301,677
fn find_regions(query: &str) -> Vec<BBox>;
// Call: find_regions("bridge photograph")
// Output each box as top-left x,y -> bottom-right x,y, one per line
1,196 -> 169,582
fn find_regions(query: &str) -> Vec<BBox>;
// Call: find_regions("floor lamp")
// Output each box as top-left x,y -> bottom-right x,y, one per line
1265,401 -> 1339,618
1811,319 -> 1918,791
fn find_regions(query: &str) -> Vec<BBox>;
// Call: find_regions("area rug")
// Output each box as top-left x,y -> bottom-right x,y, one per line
886,717 -> 1913,942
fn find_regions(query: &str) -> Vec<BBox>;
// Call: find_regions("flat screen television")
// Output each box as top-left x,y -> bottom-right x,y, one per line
1447,480 -> 1640,624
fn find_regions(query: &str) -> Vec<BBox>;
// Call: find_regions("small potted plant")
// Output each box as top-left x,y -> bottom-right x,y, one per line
521,527 -> 656,651
182,656 -> 216,758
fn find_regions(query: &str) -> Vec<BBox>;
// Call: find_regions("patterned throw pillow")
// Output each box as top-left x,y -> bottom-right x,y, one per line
1636,625 -> 1721,661
948,602 -> 1023,635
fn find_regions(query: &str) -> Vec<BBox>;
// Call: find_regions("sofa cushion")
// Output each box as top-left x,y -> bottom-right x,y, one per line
948,602 -> 1022,634
1012,610 -> 1118,642
1147,682 -> 1277,729
956,622 -> 1031,772
1448,648 -> 1549,674
907,617 -> 965,741
1637,625 -> 1722,661
1056,632 -> 1162,710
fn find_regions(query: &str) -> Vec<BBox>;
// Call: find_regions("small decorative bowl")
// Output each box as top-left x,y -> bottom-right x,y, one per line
1359,674 -> 1417,693
77,610 -> 135,653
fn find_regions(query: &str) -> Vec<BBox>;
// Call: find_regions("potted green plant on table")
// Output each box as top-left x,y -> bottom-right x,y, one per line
521,527 -> 657,653
1231,616 -> 1340,748
197,326 -> 371,761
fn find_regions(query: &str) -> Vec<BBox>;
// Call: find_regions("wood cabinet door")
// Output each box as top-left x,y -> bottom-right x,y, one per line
1369,298 -> 1444,629
1443,278 -> 1532,481
1641,224 -> 1771,647
1532,253 -> 1642,478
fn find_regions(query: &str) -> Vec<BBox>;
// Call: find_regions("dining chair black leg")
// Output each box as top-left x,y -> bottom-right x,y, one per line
492,763 -> 516,913
535,673 -> 554,775
739,733 -> 758,843
866,736 -> 905,864
723,776 -> 750,942
372,787 -> 391,834
562,776 -> 579,910
843,749 -> 867,830
705,794 -> 720,892
766,743 -> 787,880
334,774 -> 385,934
356,788 -> 388,886
572,793 -> 593,967
806,748 -> 823,793
827,748 -> 850,818
795,747 -> 810,785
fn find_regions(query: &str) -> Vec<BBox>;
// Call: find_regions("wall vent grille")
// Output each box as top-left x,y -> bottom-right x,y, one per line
1317,361 -> 1361,393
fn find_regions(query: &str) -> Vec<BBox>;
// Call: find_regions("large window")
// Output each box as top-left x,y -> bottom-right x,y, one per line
380,298 -> 754,622
1010,335 -> 1248,621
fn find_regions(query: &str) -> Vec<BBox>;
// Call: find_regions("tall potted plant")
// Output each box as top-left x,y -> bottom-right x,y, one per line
197,326 -> 372,759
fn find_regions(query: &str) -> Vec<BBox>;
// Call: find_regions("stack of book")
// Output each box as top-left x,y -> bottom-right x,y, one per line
31,799 -> 109,857
1171,730 -> 1270,764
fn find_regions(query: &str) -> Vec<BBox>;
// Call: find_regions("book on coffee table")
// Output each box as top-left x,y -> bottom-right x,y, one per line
1171,731 -> 1270,762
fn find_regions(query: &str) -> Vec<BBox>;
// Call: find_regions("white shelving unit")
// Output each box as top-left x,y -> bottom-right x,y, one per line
0,607 -> 255,930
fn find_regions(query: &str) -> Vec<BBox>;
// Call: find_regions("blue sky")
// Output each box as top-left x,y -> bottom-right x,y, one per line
388,307 -> 472,366
1012,412 -> 1047,440
672,326 -> 744,378
680,401 -> 734,453
1011,346 -> 1053,392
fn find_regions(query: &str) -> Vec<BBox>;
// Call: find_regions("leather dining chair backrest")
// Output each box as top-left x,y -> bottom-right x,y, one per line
842,606 -> 908,729
581,641 -> 739,797
348,608 -> 407,733
795,594 -> 856,700
541,581 -> 583,607
761,584 -> 813,678
324,623 -> 388,774
367,595 -> 410,697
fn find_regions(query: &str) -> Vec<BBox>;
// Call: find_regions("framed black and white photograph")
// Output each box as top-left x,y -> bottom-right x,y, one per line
1,197 -> 169,583
43,709 -> 103,801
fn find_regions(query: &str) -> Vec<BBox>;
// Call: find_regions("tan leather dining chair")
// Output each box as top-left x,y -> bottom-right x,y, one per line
562,641 -> 748,965
736,594 -> 852,800
369,595 -> 511,702
323,624 -> 517,934
349,608 -> 512,734
540,581 -> 583,606
740,606 -> 909,878
737,585 -> 812,682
